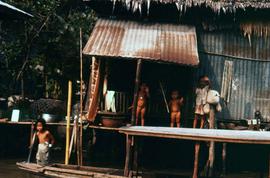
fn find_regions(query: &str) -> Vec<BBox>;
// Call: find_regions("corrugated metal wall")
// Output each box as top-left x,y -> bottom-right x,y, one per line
196,31 -> 270,121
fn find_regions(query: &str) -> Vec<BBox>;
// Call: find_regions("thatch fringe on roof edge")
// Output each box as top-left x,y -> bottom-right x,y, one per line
108,0 -> 270,14
240,22 -> 270,39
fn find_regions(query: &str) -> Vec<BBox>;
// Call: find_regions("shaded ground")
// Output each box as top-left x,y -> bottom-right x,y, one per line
0,123 -> 269,178
0,158 -> 40,178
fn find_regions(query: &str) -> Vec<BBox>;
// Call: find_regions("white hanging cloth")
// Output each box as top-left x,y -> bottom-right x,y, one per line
105,90 -> 116,112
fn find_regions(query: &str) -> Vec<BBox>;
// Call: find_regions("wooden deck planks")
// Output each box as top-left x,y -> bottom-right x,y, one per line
17,162 -> 126,178
119,126 -> 270,144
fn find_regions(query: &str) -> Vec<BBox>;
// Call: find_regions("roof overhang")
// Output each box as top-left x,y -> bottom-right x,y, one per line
84,0 -> 270,14
83,19 -> 199,66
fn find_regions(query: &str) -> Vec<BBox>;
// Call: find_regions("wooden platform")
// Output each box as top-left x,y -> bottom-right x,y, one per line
119,126 -> 270,144
0,121 -> 71,126
17,162 -> 126,178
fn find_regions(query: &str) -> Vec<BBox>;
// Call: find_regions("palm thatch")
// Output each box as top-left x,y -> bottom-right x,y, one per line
91,0 -> 270,14
240,21 -> 270,40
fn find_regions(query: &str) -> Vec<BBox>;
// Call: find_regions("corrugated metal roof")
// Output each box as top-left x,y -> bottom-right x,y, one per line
83,19 -> 199,66
194,31 -> 270,121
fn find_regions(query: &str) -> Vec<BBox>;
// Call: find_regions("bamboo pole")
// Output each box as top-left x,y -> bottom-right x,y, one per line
69,123 -> 76,159
27,132 -> 36,163
79,27 -> 83,166
159,82 -> 169,113
30,121 -> 34,146
65,81 -> 72,165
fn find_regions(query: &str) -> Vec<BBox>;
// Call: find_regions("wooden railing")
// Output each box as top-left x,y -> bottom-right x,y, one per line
98,92 -> 168,117
99,92 -> 131,113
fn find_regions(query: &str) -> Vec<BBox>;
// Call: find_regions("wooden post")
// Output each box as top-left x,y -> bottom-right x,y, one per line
65,81 -> 72,165
202,106 -> 215,177
131,59 -> 142,125
208,141 -> 215,177
208,106 -> 215,177
222,143 -> 227,176
75,108 -> 79,164
124,59 -> 142,177
30,121 -> 34,146
133,137 -> 139,176
79,27 -> 83,166
209,105 -> 215,129
124,135 -> 132,176
268,152 -> 270,178
193,142 -> 200,178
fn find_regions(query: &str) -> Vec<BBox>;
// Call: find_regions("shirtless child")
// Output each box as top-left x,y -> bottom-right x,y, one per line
35,118 -> 55,165
136,83 -> 149,126
169,90 -> 184,127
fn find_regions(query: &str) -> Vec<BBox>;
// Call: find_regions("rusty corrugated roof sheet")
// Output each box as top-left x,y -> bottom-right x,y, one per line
83,19 -> 199,66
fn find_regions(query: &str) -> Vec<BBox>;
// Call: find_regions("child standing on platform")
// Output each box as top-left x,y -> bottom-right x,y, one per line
169,90 -> 184,127
35,118 -> 55,165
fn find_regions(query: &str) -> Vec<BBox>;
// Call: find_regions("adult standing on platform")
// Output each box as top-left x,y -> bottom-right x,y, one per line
193,76 -> 211,128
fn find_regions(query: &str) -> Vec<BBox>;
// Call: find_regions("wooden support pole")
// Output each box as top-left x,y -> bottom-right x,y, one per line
133,137 -> 139,177
268,151 -> 270,178
65,81 -> 72,165
222,143 -> 227,176
208,106 -> 215,177
128,59 -> 142,176
76,109 -> 80,164
193,142 -> 200,178
124,135 -> 132,177
203,106 -> 215,177
209,106 -> 215,129
79,27 -> 83,166
208,141 -> 215,177
131,59 -> 142,126
30,121 -> 34,146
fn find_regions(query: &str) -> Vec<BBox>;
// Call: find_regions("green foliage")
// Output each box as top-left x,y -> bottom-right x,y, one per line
0,0 -> 96,99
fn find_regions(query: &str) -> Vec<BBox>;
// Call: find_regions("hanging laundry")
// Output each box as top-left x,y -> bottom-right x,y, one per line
105,90 -> 116,112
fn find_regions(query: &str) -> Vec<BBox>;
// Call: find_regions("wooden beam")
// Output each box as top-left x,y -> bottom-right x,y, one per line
131,59 -> 142,126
